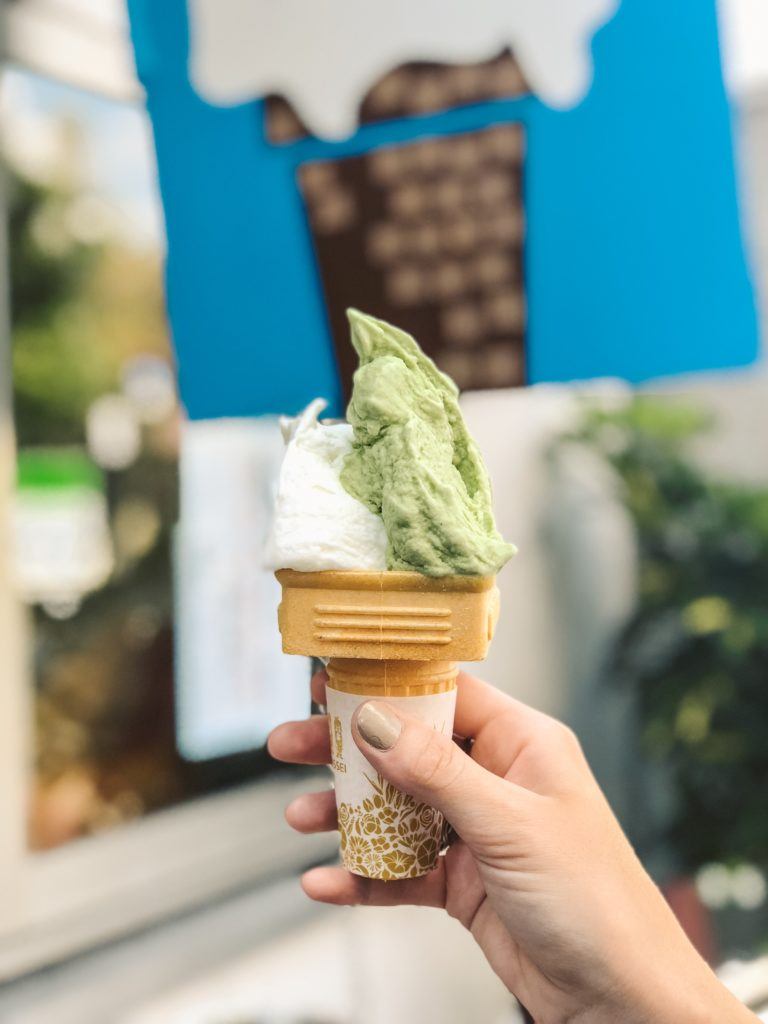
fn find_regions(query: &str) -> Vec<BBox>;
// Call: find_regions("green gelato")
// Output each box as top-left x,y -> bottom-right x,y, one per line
340,310 -> 516,577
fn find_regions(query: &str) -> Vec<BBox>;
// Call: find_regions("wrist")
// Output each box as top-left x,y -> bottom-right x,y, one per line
592,954 -> 757,1024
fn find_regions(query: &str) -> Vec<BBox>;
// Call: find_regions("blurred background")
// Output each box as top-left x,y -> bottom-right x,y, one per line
0,0 -> 767,1021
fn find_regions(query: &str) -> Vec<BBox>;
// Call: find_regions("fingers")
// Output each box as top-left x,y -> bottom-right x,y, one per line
454,671 -> 584,784
301,864 -> 446,909
267,671 -> 332,768
285,789 -> 337,833
454,670 -> 554,743
352,702 -> 531,846
453,669 -> 519,738
267,715 -> 330,765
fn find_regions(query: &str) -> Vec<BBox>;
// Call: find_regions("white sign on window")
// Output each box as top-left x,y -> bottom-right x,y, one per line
175,417 -> 310,762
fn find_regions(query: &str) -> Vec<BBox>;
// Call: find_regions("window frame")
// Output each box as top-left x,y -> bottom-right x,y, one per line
3,0 -> 142,103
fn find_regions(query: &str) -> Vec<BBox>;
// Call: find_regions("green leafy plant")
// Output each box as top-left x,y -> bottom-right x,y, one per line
563,397 -> 768,872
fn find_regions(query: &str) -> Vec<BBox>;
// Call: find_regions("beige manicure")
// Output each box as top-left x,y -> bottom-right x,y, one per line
356,701 -> 402,750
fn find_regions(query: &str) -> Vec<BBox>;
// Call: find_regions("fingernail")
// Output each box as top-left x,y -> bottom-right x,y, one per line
356,701 -> 402,751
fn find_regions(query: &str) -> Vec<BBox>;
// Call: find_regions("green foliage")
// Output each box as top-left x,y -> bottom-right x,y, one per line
7,167 -> 167,446
8,170 -> 105,443
566,397 -> 768,871
8,172 -> 96,325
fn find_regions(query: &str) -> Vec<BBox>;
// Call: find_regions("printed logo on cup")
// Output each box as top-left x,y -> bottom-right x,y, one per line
331,715 -> 347,773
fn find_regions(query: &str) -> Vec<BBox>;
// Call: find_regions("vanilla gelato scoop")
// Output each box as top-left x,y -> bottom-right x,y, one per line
264,398 -> 387,572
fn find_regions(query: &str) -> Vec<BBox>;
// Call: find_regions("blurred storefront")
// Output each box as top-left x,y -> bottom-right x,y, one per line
1,2 -> 768,1023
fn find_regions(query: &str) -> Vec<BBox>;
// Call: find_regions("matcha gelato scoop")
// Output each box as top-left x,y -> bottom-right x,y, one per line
341,310 -> 516,577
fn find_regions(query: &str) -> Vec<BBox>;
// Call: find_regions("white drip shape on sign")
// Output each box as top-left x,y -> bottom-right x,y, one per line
188,0 -> 620,139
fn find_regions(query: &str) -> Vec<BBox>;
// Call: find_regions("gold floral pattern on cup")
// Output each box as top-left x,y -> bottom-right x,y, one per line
338,772 -> 443,880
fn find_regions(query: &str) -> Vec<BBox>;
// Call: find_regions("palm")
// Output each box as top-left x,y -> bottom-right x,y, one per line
442,839 -> 525,991
442,835 -> 590,1022
438,746 -> 579,1022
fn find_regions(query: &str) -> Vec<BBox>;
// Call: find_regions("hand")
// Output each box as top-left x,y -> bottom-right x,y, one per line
268,670 -> 756,1024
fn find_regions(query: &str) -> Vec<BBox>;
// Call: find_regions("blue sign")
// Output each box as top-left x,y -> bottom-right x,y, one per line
128,0 -> 759,419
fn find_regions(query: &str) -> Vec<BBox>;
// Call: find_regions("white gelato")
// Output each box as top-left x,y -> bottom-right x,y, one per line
264,399 -> 387,572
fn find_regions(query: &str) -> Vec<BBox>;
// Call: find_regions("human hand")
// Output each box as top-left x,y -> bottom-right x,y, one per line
268,670 -> 756,1024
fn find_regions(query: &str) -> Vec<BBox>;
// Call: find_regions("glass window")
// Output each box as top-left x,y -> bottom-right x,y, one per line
3,69 -> 309,854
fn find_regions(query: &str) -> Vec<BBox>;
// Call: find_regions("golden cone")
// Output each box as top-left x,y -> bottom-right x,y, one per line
326,657 -> 458,696
275,569 -> 499,663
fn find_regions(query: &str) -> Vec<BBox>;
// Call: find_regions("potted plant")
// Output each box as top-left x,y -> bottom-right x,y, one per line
558,397 -> 768,959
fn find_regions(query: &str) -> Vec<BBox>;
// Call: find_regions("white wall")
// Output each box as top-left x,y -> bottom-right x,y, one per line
124,908 -> 516,1024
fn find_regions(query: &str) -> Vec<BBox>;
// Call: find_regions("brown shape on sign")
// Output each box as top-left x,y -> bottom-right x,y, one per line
298,124 -> 526,397
265,49 -> 529,144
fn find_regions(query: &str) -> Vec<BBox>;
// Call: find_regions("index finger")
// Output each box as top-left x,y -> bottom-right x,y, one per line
454,670 -> 548,739
456,670 -> 583,785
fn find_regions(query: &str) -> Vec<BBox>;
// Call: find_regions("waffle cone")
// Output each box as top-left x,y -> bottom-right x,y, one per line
275,569 -> 499,662
326,657 -> 457,697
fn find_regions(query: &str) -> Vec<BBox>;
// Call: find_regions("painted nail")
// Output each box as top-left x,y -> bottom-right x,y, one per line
356,701 -> 402,751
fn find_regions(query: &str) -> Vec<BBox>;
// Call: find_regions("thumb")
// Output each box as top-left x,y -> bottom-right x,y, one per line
352,700 -> 520,847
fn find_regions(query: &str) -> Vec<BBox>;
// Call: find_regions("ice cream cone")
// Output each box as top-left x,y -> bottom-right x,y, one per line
275,569 -> 499,662
276,569 -> 499,880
